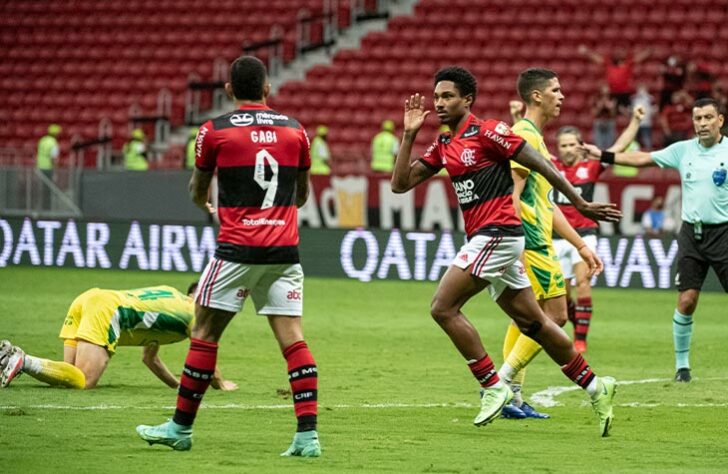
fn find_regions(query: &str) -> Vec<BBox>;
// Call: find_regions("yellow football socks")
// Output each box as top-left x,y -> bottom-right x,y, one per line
23,355 -> 86,389
505,334 -> 543,376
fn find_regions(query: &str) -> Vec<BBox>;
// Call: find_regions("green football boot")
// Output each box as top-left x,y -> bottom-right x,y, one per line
474,384 -> 513,426
136,420 -> 192,451
591,376 -> 617,437
280,430 -> 321,457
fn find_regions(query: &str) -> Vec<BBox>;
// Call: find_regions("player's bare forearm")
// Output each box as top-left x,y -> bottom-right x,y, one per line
553,205 -> 586,248
515,144 -> 621,222
514,144 -> 587,207
609,107 -> 644,152
142,346 -> 179,389
391,132 -> 433,193
296,170 -> 310,208
189,168 -> 214,211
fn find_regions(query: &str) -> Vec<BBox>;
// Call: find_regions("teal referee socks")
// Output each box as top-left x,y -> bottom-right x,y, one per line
673,309 -> 693,370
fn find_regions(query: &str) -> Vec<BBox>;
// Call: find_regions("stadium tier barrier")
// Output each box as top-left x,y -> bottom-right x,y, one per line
0,217 -> 722,292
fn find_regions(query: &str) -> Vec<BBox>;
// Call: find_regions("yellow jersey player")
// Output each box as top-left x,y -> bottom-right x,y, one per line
499,68 -> 605,419
0,283 -> 237,390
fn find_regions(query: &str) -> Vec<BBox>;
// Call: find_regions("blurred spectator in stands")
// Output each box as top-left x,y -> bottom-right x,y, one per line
660,90 -> 694,146
123,129 -> 149,171
579,45 -> 652,115
370,119 -> 399,173
641,196 -> 674,236
591,84 -> 618,149
310,125 -> 331,175
686,61 -> 715,100
37,124 -> 61,173
631,84 -> 656,150
509,100 -> 524,124
658,55 -> 687,109
185,127 -> 199,169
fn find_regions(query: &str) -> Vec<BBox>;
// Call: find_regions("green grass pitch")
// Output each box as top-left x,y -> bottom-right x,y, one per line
0,267 -> 726,473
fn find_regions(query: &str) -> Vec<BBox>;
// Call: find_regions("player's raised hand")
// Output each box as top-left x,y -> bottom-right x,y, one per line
579,142 -> 602,160
575,201 -> 622,223
509,100 -> 524,122
632,105 -> 646,122
578,245 -> 604,277
403,93 -> 430,134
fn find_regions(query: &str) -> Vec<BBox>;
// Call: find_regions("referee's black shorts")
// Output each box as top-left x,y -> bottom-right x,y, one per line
676,221 -> 728,292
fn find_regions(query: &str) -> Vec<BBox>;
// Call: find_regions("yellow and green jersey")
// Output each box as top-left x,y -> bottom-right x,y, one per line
62,286 -> 193,351
510,118 -> 554,254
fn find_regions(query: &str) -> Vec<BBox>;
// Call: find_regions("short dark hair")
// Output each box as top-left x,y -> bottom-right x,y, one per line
556,125 -> 582,141
187,282 -> 199,296
517,68 -> 558,104
230,56 -> 267,100
693,97 -> 723,114
434,66 -> 477,104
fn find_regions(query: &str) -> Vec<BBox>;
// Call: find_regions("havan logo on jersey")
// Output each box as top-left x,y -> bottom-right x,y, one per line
483,127 -> 513,150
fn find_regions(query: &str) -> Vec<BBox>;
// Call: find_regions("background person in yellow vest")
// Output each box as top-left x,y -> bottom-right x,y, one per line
370,119 -> 399,173
37,124 -> 61,171
123,128 -> 149,171
310,125 -> 331,175
185,127 -> 199,169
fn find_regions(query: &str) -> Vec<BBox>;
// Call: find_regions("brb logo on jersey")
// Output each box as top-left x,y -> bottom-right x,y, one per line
460,148 -> 476,166
453,179 -> 480,204
230,113 -> 254,127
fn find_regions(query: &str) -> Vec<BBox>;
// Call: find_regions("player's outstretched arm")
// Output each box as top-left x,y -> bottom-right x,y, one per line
609,105 -> 645,152
553,205 -> 603,277
210,366 -> 239,391
513,143 -> 621,222
189,168 -> 216,213
391,93 -> 436,193
582,143 -> 656,168
142,344 -> 180,389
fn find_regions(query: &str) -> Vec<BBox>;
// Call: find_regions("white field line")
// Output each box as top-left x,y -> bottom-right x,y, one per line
531,376 -> 728,407
3,378 -> 727,411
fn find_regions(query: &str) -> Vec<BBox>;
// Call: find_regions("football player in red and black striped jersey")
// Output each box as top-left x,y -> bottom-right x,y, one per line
391,66 -> 621,436
552,106 -> 644,352
136,56 -> 320,456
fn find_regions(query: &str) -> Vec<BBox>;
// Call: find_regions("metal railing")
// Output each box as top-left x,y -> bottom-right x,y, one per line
0,148 -> 82,218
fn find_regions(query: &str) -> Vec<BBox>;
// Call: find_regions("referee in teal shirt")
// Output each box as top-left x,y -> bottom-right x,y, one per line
584,97 -> 727,383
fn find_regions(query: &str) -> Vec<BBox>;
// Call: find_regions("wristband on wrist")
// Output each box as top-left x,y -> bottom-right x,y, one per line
600,150 -> 615,164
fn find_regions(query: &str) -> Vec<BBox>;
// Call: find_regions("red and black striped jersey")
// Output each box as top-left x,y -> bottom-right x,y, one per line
419,114 -> 526,238
552,158 -> 606,235
196,103 -> 310,264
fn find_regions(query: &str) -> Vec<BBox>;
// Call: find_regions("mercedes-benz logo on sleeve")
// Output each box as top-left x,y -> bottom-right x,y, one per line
230,113 -> 254,127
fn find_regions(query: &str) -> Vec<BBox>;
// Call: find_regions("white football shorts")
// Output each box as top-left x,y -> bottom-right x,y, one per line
195,257 -> 304,316
553,234 -> 598,279
452,235 -> 531,301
